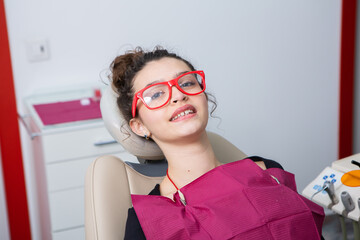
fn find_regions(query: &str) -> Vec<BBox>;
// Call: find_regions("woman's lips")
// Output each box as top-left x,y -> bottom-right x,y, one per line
170,104 -> 197,121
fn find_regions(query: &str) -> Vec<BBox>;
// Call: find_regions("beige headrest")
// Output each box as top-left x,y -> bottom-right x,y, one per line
100,86 -> 165,160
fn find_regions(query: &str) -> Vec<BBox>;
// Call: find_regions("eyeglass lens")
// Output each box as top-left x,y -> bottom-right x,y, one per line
142,73 -> 204,108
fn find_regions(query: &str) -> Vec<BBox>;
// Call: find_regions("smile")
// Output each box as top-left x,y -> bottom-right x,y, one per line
170,109 -> 194,121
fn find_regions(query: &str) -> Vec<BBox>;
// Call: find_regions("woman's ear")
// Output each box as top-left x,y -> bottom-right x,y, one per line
129,118 -> 150,137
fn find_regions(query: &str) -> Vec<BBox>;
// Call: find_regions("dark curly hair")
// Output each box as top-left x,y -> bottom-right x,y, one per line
110,46 -> 216,124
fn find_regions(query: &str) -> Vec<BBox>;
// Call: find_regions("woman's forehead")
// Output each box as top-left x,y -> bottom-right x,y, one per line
133,58 -> 191,91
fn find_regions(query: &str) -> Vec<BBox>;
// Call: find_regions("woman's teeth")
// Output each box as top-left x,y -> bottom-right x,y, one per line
171,109 -> 194,121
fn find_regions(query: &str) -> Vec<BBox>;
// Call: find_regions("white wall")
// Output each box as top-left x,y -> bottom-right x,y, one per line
4,0 -> 341,239
0,147 -> 10,240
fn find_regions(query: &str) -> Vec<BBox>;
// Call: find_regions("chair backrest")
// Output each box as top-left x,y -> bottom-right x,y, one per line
84,131 -> 246,240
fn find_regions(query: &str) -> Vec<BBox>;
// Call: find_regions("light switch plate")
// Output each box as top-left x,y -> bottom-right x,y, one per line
26,40 -> 50,62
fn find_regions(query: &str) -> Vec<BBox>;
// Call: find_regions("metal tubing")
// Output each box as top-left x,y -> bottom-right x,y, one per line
353,220 -> 360,240
339,215 -> 347,240
17,113 -> 40,139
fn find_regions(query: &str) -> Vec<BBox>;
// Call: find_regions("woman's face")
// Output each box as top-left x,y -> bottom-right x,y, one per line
130,57 -> 209,144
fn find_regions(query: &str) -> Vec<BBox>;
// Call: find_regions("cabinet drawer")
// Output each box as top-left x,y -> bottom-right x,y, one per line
42,126 -> 124,163
46,152 -> 138,192
49,188 -> 84,231
53,227 -> 85,240
47,157 -> 94,192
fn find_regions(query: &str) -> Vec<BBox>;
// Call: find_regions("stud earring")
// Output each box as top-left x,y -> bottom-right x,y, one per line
144,134 -> 149,140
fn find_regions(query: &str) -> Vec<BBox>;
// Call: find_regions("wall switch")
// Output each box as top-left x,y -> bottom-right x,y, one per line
26,40 -> 50,62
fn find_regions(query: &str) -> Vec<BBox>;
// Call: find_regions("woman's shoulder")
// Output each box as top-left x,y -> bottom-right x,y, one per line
127,184 -> 160,220
246,156 -> 284,170
149,184 -> 161,195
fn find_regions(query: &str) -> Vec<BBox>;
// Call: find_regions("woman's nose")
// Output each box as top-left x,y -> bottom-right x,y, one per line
171,86 -> 187,103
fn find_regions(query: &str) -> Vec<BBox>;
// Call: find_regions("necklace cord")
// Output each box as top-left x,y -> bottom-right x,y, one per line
167,169 -> 179,191
167,169 -> 187,206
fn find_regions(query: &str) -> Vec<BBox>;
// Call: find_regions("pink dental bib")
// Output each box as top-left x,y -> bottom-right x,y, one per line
131,159 -> 324,240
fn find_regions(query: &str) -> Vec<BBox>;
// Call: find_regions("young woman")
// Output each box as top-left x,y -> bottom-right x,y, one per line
110,47 -> 324,240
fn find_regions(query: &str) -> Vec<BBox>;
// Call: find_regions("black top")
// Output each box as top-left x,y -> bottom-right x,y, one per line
124,156 -> 288,240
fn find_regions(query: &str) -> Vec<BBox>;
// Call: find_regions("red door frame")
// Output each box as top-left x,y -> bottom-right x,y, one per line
0,0 -> 32,239
0,0 -> 356,239
339,0 -> 357,159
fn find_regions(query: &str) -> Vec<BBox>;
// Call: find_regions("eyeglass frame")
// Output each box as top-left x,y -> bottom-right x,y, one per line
131,70 -> 206,117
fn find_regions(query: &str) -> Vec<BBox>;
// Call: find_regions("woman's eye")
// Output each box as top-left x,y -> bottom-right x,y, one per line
180,81 -> 196,88
151,91 -> 165,100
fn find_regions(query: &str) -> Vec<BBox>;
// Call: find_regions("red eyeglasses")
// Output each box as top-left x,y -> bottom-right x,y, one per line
132,70 -> 206,117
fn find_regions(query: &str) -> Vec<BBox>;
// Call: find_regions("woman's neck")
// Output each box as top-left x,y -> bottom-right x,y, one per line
158,132 -> 221,192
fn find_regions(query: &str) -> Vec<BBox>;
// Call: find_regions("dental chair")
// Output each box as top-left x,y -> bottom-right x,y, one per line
84,86 -> 247,240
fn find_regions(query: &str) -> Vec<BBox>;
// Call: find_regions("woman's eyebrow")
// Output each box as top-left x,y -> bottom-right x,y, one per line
145,80 -> 161,87
145,71 -> 190,87
175,71 -> 189,77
